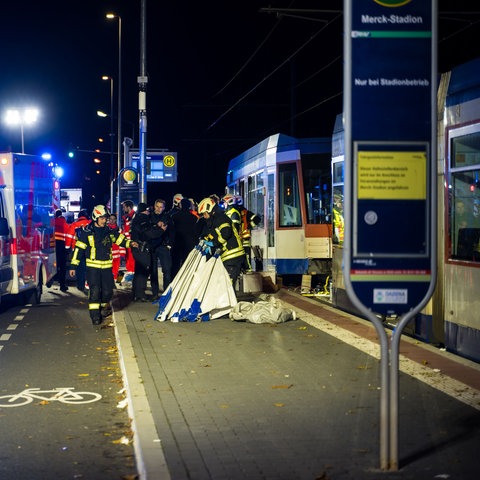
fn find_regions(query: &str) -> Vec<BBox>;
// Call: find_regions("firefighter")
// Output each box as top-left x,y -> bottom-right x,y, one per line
332,192 -> 344,245
197,197 -> 246,285
69,205 -> 138,326
235,196 -> 261,271
167,193 -> 184,218
221,194 -> 242,235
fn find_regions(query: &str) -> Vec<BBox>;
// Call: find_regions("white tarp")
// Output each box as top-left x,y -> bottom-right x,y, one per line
154,243 -> 237,322
229,295 -> 296,324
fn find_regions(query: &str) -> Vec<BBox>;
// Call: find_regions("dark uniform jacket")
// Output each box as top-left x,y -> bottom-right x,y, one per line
199,205 -> 245,262
130,212 -> 165,248
70,223 -> 131,270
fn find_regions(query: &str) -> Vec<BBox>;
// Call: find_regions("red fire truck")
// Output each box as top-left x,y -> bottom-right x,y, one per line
0,152 -> 59,305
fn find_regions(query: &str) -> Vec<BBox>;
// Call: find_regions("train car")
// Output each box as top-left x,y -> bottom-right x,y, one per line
332,58 -> 480,363
225,134 -> 333,285
428,56 -> 480,363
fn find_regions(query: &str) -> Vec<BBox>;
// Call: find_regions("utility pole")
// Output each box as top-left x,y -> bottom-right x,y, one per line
138,0 -> 148,203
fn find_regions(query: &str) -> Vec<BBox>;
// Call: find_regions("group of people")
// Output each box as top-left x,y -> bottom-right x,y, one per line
50,192 -> 260,327
126,193 -> 260,303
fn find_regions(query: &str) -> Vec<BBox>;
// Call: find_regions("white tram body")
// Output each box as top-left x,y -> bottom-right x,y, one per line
226,134 -> 332,281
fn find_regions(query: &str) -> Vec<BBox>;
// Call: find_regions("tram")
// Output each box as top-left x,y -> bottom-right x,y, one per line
429,57 -> 480,362
225,134 -> 333,287
332,58 -> 480,363
226,58 -> 480,364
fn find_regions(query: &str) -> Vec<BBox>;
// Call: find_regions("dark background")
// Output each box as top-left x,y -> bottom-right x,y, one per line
1,1 -> 478,207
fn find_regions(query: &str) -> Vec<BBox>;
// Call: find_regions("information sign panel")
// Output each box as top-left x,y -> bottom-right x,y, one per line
344,0 -> 437,316
129,150 -> 178,182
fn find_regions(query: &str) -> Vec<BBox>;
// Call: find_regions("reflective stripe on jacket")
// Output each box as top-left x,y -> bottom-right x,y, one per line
71,223 -> 131,269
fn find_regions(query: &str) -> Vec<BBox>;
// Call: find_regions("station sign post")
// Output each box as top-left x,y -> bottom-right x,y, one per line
344,0 -> 437,471
129,150 -> 178,182
117,166 -> 140,228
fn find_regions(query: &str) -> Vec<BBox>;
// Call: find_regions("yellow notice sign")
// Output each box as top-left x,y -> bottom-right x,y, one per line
357,151 -> 427,200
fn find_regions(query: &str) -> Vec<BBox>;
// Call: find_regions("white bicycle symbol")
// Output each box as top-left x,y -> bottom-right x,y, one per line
0,387 -> 102,407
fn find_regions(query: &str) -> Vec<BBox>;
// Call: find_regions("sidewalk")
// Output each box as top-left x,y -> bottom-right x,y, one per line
112,287 -> 480,480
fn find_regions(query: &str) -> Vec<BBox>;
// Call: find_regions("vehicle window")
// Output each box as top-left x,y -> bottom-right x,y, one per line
448,129 -> 480,261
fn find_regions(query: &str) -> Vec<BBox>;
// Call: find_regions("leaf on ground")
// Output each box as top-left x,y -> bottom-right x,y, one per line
112,435 -> 130,445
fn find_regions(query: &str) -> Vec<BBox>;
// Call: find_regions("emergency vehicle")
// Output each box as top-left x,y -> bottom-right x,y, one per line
0,152 -> 59,305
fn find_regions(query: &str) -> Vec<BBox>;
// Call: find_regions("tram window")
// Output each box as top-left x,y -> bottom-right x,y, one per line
267,173 -> 274,247
278,163 -> 301,227
333,160 -> 344,184
449,131 -> 480,261
246,173 -> 264,229
302,153 -> 332,224
333,187 -> 344,245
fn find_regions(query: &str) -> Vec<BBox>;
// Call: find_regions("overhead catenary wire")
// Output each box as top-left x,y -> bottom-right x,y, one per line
206,13 -> 342,132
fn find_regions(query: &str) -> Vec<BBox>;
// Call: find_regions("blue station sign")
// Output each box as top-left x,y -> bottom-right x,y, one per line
344,0 -> 437,316
129,150 -> 178,183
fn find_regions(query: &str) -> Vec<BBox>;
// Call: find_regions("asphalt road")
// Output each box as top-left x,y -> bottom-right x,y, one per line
0,286 -> 138,479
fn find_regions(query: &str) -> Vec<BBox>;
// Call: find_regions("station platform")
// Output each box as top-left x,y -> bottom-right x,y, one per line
112,286 -> 480,480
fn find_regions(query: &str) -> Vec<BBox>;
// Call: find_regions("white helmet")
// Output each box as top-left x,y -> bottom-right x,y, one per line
92,205 -> 110,221
173,193 -> 183,207
221,194 -> 236,207
198,197 -> 216,215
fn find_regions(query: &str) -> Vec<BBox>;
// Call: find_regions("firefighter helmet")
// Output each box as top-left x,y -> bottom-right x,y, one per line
173,193 -> 183,207
198,197 -> 216,215
221,194 -> 236,207
92,205 -> 110,221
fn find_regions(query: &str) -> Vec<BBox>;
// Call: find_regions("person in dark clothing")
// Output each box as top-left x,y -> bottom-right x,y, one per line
69,205 -> 137,325
170,197 -> 198,279
65,210 -> 90,293
130,202 -> 165,301
48,209 -> 69,291
150,198 -> 174,296
197,197 -> 246,285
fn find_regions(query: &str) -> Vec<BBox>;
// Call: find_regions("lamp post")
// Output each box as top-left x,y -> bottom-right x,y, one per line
106,13 -> 122,178
3,108 -> 39,154
97,111 -> 135,148
101,75 -> 115,183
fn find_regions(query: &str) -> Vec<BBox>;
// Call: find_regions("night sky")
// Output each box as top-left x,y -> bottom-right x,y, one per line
1,1 -> 478,208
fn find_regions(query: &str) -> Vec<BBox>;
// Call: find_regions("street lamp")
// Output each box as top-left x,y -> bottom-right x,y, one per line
97,111 -> 135,148
3,108 -> 39,154
101,75 -> 114,183
106,12 -> 122,178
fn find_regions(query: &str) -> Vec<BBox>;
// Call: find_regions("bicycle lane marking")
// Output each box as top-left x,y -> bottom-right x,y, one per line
0,307 -> 28,352
0,387 -> 103,407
